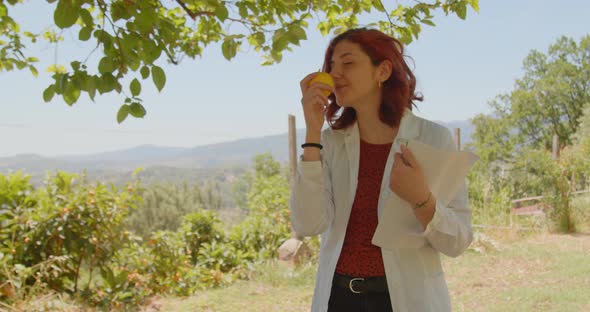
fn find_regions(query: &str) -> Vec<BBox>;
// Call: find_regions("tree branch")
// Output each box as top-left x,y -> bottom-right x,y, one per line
378,0 -> 394,30
175,0 -> 215,20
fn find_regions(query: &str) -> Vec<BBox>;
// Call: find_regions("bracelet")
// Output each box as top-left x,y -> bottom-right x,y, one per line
414,192 -> 431,210
301,143 -> 323,150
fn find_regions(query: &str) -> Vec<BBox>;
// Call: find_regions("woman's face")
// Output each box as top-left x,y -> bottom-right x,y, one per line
329,40 -> 382,110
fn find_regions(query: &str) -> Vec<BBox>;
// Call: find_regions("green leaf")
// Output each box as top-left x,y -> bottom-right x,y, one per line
128,56 -> 140,71
151,66 -> 165,92
270,50 -> 283,63
289,26 -> 307,42
55,74 -> 68,94
87,77 -> 96,101
43,85 -> 55,102
250,32 -> 265,47
29,66 -> 39,78
70,61 -> 81,71
63,83 -> 81,105
410,24 -> 421,38
142,40 -> 161,64
54,0 -> 79,29
215,5 -> 229,21
135,8 -> 156,33
272,29 -> 290,52
79,27 -> 92,41
456,3 -> 467,19
222,38 -> 238,60
238,3 -> 248,18
140,66 -> 149,79
98,57 -> 116,74
422,19 -> 435,27
117,105 -> 130,124
469,0 -> 480,13
130,78 -> 141,97
97,73 -> 117,94
129,102 -> 146,118
79,8 -> 93,27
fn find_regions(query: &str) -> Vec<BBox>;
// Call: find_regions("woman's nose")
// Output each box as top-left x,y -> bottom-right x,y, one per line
329,67 -> 342,79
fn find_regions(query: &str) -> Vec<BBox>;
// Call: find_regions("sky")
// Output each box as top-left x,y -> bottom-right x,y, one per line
0,0 -> 589,157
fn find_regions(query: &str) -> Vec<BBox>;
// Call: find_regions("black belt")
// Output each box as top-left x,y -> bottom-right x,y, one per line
333,273 -> 389,294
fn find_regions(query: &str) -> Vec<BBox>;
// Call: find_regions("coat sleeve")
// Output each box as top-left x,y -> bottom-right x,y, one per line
289,132 -> 335,237
423,129 -> 474,257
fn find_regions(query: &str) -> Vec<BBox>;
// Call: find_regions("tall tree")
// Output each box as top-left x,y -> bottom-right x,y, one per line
0,0 -> 478,122
469,34 -> 590,200
471,35 -> 590,165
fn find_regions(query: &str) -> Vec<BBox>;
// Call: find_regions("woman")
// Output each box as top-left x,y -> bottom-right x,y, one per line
290,28 -> 473,312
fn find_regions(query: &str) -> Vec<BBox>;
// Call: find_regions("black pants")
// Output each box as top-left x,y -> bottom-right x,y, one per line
327,276 -> 394,312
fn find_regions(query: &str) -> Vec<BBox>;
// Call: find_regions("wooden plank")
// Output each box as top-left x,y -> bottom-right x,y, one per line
511,189 -> 587,205
511,195 -> 544,203
511,204 -> 544,215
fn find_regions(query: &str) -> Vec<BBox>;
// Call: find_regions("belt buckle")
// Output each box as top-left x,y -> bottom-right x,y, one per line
348,277 -> 365,294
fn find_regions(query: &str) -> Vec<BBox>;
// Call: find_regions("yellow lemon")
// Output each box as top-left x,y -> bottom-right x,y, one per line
309,72 -> 334,96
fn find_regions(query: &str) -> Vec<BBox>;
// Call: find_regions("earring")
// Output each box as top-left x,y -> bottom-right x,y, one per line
378,80 -> 382,88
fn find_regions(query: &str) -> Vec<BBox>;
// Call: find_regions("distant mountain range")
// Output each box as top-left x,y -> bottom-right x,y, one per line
0,120 -> 474,185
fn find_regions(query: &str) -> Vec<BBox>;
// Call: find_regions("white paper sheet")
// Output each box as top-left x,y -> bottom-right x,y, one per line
407,139 -> 479,208
371,139 -> 479,249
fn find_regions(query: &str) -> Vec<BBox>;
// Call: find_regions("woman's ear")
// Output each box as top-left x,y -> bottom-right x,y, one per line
378,60 -> 393,82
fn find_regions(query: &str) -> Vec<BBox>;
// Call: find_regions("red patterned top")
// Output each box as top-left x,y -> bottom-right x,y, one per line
335,138 -> 392,277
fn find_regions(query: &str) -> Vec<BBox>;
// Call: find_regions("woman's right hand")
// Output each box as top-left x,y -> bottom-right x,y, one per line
300,72 -> 333,134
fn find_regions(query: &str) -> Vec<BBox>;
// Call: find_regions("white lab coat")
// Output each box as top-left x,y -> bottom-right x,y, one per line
290,109 -> 473,312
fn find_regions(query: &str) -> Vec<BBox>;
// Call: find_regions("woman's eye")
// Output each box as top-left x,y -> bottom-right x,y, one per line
343,62 -> 353,65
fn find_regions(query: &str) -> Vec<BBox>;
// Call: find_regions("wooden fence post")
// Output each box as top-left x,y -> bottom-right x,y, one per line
287,114 -> 300,240
454,128 -> 461,151
288,114 -> 297,186
552,135 -> 559,160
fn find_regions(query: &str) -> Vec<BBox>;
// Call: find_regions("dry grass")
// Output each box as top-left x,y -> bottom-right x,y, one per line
153,281 -> 312,312
447,231 -> 590,312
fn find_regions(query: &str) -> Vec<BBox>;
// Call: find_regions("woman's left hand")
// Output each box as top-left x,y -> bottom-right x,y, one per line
389,144 -> 431,207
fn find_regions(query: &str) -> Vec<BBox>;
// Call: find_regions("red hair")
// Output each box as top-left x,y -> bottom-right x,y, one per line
322,28 -> 423,130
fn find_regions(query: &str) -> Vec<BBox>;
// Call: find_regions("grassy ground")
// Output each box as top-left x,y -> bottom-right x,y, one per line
6,230 -> 589,311
446,231 -> 590,311
151,231 -> 590,312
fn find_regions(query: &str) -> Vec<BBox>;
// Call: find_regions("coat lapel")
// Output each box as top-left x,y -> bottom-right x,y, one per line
396,108 -> 421,143
343,122 -> 360,207
378,108 -> 422,215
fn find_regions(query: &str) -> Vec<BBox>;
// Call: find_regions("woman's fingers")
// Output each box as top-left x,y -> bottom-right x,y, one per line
317,92 -> 329,105
400,144 -> 417,167
302,89 -> 329,107
393,152 -> 410,168
300,72 -> 319,92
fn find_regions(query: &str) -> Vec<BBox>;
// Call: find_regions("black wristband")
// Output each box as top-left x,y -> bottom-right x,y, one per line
301,143 -> 323,150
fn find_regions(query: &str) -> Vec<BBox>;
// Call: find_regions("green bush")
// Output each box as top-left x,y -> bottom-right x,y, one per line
229,214 -> 290,260
467,168 -> 512,226
0,171 -> 141,304
178,210 -> 225,265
